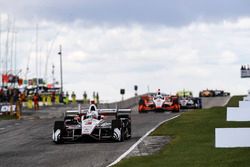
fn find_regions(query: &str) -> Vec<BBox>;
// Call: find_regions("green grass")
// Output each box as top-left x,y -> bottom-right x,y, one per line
116,96 -> 250,167
0,114 -> 16,121
226,95 -> 244,107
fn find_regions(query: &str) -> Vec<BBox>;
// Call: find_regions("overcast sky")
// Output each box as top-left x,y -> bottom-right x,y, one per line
0,0 -> 250,101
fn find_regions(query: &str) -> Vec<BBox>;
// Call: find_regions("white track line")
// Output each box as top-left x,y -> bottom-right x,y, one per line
107,114 -> 180,167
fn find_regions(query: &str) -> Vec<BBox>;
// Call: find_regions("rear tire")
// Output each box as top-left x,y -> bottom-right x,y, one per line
173,109 -> 180,112
120,126 -> 125,142
139,109 -> 147,113
139,98 -> 144,105
138,98 -> 146,113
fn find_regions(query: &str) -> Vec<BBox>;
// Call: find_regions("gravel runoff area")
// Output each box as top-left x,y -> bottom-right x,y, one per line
127,136 -> 171,157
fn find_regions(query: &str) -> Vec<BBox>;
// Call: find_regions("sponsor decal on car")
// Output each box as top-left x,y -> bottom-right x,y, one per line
82,119 -> 100,135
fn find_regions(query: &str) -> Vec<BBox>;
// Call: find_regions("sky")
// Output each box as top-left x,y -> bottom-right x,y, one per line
0,0 -> 250,102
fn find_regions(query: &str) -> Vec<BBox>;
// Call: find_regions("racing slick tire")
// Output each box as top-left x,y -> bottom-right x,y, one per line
139,108 -> 147,113
124,119 -> 131,140
53,121 -> 65,144
138,98 -> 147,113
127,121 -> 132,139
172,99 -> 180,112
120,126 -> 125,142
112,119 -> 126,142
174,109 -> 180,112
117,115 -> 131,140
139,98 -> 144,105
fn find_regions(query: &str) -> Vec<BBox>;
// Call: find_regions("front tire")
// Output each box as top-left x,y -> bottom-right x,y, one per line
53,121 -> 65,144
112,119 -> 129,142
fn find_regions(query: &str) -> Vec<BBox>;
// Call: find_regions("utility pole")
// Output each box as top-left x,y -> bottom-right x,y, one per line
10,19 -> 15,74
58,45 -> 63,94
52,64 -> 55,86
5,16 -> 10,75
0,14 -> 1,75
35,23 -> 38,90
147,85 -> 150,93
14,31 -> 17,76
0,14 -> 2,88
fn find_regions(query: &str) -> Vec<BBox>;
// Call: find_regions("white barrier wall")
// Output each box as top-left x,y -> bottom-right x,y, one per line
226,98 -> 250,121
227,107 -> 250,121
227,110 -> 250,121
215,128 -> 250,148
227,107 -> 249,112
243,96 -> 250,101
227,95 -> 250,121
239,101 -> 250,108
215,88 -> 250,147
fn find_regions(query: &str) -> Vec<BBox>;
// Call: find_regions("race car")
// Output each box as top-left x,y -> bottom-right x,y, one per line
138,89 -> 180,113
199,89 -> 214,97
213,90 -> 230,96
52,104 -> 131,144
177,90 -> 202,109
199,89 -> 230,97
178,96 -> 202,109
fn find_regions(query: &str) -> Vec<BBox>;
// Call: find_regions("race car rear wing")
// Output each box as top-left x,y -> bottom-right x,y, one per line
98,109 -> 131,117
64,104 -> 131,117
78,104 -> 131,116
64,110 -> 80,118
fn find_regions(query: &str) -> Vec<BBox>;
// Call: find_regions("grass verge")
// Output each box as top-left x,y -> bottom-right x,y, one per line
226,95 -> 244,107
116,96 -> 250,167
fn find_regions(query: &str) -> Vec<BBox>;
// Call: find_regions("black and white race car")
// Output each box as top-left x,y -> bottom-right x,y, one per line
52,104 -> 131,143
179,97 -> 202,109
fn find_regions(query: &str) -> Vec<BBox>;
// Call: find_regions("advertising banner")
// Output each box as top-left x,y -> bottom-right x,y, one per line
0,103 -> 16,114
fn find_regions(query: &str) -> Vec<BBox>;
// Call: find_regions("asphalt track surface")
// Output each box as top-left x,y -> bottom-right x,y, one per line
0,105 -> 179,167
201,96 -> 231,109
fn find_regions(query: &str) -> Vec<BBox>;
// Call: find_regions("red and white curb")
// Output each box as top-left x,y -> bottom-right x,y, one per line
107,114 -> 180,167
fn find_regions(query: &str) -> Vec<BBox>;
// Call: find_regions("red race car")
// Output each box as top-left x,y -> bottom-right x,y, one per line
138,89 -> 180,113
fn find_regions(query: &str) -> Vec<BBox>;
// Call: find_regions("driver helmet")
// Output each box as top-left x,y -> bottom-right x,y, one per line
87,105 -> 99,119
